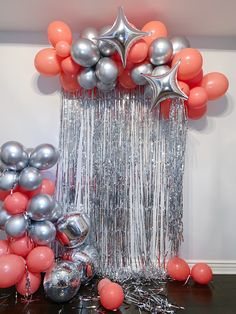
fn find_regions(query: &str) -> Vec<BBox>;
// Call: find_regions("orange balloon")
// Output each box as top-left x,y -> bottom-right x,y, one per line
128,40 -> 148,63
55,41 -> 71,58
178,81 -> 190,97
47,21 -> 72,47
98,278 -> 111,294
16,271 -> 41,296
0,254 -> 25,288
185,69 -> 203,88
142,21 -> 168,46
116,61 -> 125,77
191,263 -> 212,285
201,72 -> 229,100
0,189 -> 10,201
172,48 -> 203,81
187,87 -> 208,110
34,48 -> 61,76
26,246 -> 54,273
61,56 -> 80,75
28,178 -> 55,198
187,105 -> 207,120
119,70 -> 136,89
9,235 -> 34,257
100,282 -> 124,310
0,240 -> 11,257
60,72 -> 80,92
167,257 -> 190,281
3,192 -> 28,215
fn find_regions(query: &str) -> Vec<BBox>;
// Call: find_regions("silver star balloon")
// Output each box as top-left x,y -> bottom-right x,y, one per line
97,7 -> 148,67
142,60 -> 188,111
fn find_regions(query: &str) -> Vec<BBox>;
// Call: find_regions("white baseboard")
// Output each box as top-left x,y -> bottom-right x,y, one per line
187,260 -> 236,274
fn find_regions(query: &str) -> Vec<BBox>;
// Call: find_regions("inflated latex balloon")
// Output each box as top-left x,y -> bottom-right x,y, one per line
167,257 -> 190,281
191,263 -> 213,285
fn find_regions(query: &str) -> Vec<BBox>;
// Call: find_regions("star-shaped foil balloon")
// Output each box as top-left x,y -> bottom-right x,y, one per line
142,60 -> 188,111
97,7 -> 148,67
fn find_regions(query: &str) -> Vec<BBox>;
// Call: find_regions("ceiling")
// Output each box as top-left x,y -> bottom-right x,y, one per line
0,0 -> 236,37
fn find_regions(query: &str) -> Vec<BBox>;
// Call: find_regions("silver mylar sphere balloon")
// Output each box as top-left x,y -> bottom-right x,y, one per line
0,170 -> 18,190
95,57 -> 118,84
29,144 -> 59,170
131,62 -> 153,85
149,37 -> 173,65
5,214 -> 28,238
27,194 -> 56,221
81,27 -> 98,44
97,80 -> 116,91
43,261 -> 81,303
171,36 -> 190,57
98,26 -> 116,57
29,220 -> 56,245
71,38 -> 100,67
19,167 -> 42,191
78,68 -> 97,90
56,212 -> 90,248
49,201 -> 63,223
0,204 -> 11,230
152,65 -> 170,76
0,141 -> 24,167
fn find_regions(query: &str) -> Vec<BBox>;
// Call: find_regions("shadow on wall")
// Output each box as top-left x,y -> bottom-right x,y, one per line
32,74 -> 60,95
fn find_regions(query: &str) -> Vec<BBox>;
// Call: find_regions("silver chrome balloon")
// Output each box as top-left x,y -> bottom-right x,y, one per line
71,38 -> 100,67
78,68 -> 97,90
149,38 -> 173,65
29,220 -> 56,245
29,144 -> 59,170
81,27 -> 98,44
49,201 -> 63,223
0,170 -> 18,190
152,65 -> 170,76
27,194 -> 56,221
171,36 -> 190,57
144,84 -> 153,99
98,25 -> 116,56
43,261 -> 81,303
5,214 -> 28,238
56,212 -> 90,248
97,7 -> 148,67
97,80 -> 116,91
95,57 -> 118,84
0,141 -> 24,167
131,62 -> 153,85
0,203 -> 11,230
18,167 -> 42,191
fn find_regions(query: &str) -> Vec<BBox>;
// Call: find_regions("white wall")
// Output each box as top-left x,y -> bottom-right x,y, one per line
0,32 -> 235,269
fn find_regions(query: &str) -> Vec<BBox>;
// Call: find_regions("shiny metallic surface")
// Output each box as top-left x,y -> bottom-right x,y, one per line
18,167 -> 42,191
81,27 -> 98,44
29,220 -> 56,245
50,201 -> 63,223
78,68 -> 97,90
27,194 -> 56,221
95,57 -> 118,84
171,36 -> 190,56
0,204 -> 11,230
131,62 -> 153,85
149,38 -> 173,65
96,80 -> 116,91
5,214 -> 28,238
29,144 -> 59,170
98,25 -> 116,56
152,65 -> 170,76
71,38 -> 100,67
0,141 -> 24,167
0,170 -> 18,190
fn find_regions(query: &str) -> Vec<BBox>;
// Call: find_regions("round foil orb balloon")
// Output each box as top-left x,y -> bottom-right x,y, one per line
5,214 -> 28,238
171,36 -> 190,57
131,62 -> 153,85
98,26 -> 116,57
0,141 -> 24,167
19,167 -> 42,191
56,212 -> 90,248
71,38 -> 100,67
149,38 -> 173,65
97,80 -> 116,91
95,57 -> 118,84
49,201 -> 63,223
27,194 -> 56,221
43,261 -> 81,303
29,144 -> 59,170
0,205 -> 11,230
0,170 -> 18,191
29,220 -> 56,245
81,27 -> 98,44
78,68 -> 97,90
152,65 -> 170,76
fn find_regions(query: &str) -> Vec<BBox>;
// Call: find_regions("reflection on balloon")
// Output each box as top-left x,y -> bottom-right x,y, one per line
131,62 -> 153,85
71,38 -> 100,67
5,214 -> 28,238
149,38 -> 173,65
0,170 -> 18,191
78,68 -> 97,90
27,194 -> 55,221
29,144 -> 59,170
19,167 -> 42,191
95,58 -> 118,84
0,141 -> 24,167
29,220 -> 56,245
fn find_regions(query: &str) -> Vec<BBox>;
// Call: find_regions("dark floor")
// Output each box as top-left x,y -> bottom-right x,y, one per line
0,275 -> 235,314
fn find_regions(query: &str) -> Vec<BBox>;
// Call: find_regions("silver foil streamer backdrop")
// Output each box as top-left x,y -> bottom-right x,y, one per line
55,88 -> 187,280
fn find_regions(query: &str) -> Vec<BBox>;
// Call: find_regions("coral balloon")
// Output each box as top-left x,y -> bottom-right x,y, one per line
9,235 -> 34,257
178,81 -> 190,97
48,21 -> 72,47
201,72 -> 229,100
142,21 -> 168,46
187,106 -> 207,120
185,69 -> 203,88
0,254 -> 25,288
0,189 -> 10,201
100,282 -> 124,310
172,48 -> 203,81
28,178 -> 55,198
55,41 -> 71,58
167,257 -> 190,281
60,72 -> 80,92
128,40 -> 148,63
119,70 -> 136,89
3,192 -> 28,215
16,271 -> 41,296
0,240 -> 11,257
61,56 -> 80,75
34,48 -> 61,76
98,278 -> 111,294
26,246 -> 54,273
188,87 -> 208,110
191,263 -> 213,285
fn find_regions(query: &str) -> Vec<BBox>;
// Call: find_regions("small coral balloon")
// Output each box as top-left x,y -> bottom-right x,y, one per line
187,87 -> 208,110
142,21 -> 168,46
26,246 -> 54,273
100,282 -> 124,310
60,72 -> 80,92
128,40 -> 148,63
167,257 -> 190,281
16,271 -> 41,296
3,192 -> 28,215
34,48 -> 61,76
9,235 -> 34,257
119,69 -> 136,89
187,106 -> 207,120
28,178 -> 55,198
0,254 -> 25,288
201,72 -> 229,100
55,41 -> 71,58
98,278 -> 111,294
61,56 -> 80,75
191,263 -> 213,285
48,21 -> 72,47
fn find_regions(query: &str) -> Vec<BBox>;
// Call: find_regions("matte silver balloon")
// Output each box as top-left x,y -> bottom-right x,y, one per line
56,212 -> 90,248
81,27 -> 98,44
97,80 -> 116,91
44,261 -> 81,303
27,194 -> 56,221
131,62 -> 153,85
78,68 -> 97,90
152,65 -> 170,76
171,36 -> 190,56
19,167 -> 42,191
5,214 -> 28,238
29,220 -> 56,245
0,203 -> 11,230
0,170 -> 18,190
0,141 -> 24,167
149,38 -> 173,65
98,26 -> 116,56
49,201 -> 63,223
97,7 -> 148,67
95,57 -> 118,84
71,38 -> 100,67
29,144 -> 59,170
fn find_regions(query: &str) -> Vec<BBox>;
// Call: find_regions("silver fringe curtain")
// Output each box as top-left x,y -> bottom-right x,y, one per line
55,88 -> 187,280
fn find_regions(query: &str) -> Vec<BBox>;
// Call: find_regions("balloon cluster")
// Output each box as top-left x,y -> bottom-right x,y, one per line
34,7 -> 229,120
